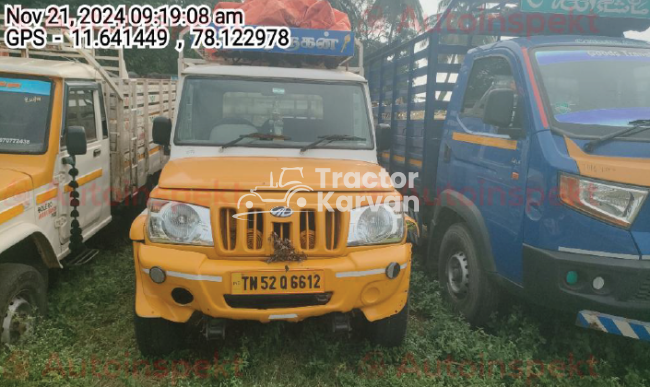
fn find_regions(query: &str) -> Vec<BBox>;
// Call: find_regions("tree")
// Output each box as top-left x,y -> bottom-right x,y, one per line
368,0 -> 424,42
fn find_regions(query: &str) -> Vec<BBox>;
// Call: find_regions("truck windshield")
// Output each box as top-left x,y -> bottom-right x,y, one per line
174,78 -> 373,150
533,46 -> 650,140
0,76 -> 53,154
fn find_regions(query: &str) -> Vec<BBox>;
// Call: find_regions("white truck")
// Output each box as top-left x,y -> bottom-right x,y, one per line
0,17 -> 177,344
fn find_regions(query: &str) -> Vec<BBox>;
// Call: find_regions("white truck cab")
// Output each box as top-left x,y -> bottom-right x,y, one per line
0,21 -> 177,344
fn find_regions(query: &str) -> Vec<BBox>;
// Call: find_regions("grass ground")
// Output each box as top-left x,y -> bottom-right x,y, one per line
1,214 -> 650,387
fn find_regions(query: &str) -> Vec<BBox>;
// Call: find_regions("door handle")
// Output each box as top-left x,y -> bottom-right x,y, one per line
443,144 -> 452,163
93,149 -> 101,158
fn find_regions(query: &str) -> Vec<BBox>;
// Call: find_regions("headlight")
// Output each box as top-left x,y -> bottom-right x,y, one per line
559,173 -> 648,228
147,199 -> 214,246
347,202 -> 404,246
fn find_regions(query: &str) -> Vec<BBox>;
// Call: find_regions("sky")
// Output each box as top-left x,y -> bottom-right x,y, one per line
419,0 -> 439,18
418,0 -> 650,41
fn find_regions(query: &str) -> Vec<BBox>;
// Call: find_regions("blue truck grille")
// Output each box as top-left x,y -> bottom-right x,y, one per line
632,278 -> 650,302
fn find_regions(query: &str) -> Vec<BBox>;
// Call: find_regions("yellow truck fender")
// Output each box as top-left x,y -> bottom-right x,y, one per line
0,222 -> 61,269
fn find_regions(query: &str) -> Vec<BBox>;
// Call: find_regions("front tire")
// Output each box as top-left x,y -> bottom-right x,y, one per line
366,302 -> 409,347
0,264 -> 47,345
438,223 -> 499,326
134,313 -> 184,357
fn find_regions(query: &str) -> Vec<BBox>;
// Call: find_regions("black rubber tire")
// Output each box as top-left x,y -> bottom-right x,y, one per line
0,264 -> 47,345
438,223 -> 499,327
134,313 -> 184,357
366,301 -> 409,348
424,220 -> 439,278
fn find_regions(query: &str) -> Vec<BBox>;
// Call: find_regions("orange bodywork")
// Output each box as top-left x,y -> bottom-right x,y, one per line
565,137 -> 650,187
133,240 -> 410,323
131,178 -> 412,323
157,157 -> 394,192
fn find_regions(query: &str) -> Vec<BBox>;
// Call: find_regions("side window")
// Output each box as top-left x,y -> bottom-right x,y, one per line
65,89 -> 98,143
98,91 -> 108,139
461,57 -> 516,120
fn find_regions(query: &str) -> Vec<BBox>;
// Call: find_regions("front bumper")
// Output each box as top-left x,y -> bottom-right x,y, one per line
134,242 -> 411,323
523,245 -> 650,320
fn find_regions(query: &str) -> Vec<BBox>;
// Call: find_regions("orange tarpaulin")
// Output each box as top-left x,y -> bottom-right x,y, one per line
214,0 -> 351,31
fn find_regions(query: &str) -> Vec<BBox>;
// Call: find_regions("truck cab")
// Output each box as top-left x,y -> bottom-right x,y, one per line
434,36 -> 650,326
367,0 -> 650,341
0,59 -> 112,344
130,30 -> 412,355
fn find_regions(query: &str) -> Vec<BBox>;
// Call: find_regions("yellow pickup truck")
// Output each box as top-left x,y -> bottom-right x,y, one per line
130,30 -> 413,355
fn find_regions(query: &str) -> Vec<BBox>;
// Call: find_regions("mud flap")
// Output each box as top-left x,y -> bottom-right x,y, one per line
577,310 -> 650,342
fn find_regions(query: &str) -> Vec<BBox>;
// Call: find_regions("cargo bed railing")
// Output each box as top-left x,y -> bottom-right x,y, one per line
0,14 -> 127,100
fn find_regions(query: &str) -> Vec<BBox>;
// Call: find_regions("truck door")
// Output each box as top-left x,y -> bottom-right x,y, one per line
57,83 -> 110,246
443,52 -> 530,283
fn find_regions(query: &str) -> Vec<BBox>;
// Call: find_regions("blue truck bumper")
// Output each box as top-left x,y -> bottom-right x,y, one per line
577,311 -> 650,342
522,245 -> 650,320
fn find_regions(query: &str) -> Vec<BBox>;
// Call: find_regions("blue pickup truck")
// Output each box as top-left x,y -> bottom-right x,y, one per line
368,0 -> 650,341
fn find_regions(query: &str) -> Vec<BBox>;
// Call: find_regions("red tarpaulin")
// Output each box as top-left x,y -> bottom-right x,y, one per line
214,0 -> 351,31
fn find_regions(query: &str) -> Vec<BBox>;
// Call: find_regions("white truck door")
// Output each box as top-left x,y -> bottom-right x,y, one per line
57,83 -> 109,245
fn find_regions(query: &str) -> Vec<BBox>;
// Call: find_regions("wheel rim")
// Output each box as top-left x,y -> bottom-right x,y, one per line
1,295 -> 35,345
446,251 -> 470,298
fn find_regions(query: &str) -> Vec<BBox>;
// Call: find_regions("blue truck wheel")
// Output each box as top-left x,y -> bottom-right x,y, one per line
438,224 -> 499,326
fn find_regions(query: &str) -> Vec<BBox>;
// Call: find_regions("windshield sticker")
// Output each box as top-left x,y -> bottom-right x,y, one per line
575,39 -> 650,46
273,88 -> 285,95
0,138 -> 31,145
553,102 -> 574,115
556,107 -> 650,126
0,77 -> 51,96
536,50 -> 650,66
522,0 -> 650,19
25,96 -> 43,103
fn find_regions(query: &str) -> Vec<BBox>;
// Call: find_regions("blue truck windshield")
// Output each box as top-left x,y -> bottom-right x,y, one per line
174,78 -> 373,150
534,46 -> 650,139
0,76 -> 53,154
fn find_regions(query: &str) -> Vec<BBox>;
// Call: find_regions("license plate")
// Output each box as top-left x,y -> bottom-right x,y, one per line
231,271 -> 325,295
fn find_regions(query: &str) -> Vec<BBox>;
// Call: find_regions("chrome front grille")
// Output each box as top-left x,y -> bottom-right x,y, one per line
214,204 -> 346,258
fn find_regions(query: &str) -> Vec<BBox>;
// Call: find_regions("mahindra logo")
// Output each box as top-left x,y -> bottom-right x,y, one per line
270,206 -> 293,218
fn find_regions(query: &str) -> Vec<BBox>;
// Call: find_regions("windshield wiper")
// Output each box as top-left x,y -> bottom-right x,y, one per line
220,133 -> 290,150
300,135 -> 366,153
584,120 -> 650,153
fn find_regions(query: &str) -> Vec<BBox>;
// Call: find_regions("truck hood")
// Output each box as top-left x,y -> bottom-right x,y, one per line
565,137 -> 650,187
159,157 -> 394,192
0,169 -> 33,202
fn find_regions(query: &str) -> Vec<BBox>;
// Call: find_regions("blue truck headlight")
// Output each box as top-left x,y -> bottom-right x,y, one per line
347,202 -> 404,246
559,173 -> 648,228
147,199 -> 214,246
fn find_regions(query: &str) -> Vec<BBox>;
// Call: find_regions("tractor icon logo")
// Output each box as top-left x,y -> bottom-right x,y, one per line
237,167 -> 314,210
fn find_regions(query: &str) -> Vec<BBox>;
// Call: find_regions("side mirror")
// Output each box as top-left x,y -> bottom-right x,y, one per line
152,116 -> 172,146
66,126 -> 87,156
376,123 -> 392,152
483,89 -> 515,129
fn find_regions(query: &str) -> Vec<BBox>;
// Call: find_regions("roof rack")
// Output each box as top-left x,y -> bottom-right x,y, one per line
178,26 -> 364,78
0,14 -> 127,100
